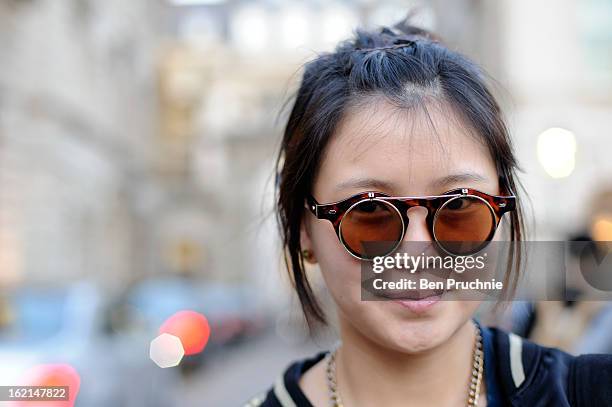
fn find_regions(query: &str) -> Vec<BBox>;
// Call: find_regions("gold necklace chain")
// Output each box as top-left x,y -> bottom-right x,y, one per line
325,323 -> 484,407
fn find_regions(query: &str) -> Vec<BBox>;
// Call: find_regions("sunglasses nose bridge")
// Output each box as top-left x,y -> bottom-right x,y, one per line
403,203 -> 434,243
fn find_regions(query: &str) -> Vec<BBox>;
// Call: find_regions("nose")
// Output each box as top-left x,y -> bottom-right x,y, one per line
404,206 -> 433,242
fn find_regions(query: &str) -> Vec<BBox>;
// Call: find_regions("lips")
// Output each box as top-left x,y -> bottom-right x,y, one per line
378,288 -> 445,301
392,295 -> 442,313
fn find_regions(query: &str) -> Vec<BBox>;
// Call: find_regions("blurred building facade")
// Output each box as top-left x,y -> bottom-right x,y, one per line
1,0 -> 611,297
0,0 -> 163,289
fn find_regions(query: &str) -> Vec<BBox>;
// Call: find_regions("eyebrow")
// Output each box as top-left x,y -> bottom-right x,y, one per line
430,172 -> 489,190
334,177 -> 399,193
334,172 -> 489,194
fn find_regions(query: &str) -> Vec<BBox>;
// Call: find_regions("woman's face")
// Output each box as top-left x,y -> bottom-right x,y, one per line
302,98 -> 502,353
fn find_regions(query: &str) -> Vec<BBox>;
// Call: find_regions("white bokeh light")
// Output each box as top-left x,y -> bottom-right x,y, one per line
321,5 -> 358,46
279,5 -> 311,50
149,333 -> 185,368
537,127 -> 577,179
231,5 -> 269,53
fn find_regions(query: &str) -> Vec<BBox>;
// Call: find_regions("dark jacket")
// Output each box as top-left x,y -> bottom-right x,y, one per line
244,325 -> 612,406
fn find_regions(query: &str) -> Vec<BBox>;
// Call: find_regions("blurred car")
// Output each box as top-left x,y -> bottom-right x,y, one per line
119,276 -> 266,374
0,281 -> 178,407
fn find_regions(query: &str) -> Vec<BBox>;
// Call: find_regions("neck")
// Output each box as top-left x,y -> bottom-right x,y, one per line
335,316 -> 478,406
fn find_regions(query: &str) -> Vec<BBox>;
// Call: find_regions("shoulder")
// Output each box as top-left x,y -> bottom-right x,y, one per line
241,350 -> 329,407
484,325 -> 612,406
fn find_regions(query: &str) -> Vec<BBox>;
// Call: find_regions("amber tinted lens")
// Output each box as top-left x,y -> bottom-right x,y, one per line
434,196 -> 495,255
340,199 -> 404,259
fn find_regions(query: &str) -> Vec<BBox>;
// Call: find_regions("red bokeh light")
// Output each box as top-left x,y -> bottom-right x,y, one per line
13,364 -> 80,407
159,310 -> 210,355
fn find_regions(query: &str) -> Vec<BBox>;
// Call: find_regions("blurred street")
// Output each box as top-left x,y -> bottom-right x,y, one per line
1,0 -> 611,405
176,329 -> 323,407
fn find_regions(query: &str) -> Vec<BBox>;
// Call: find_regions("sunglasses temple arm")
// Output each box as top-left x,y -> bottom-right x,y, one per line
506,196 -> 517,212
497,196 -> 516,214
304,197 -> 319,217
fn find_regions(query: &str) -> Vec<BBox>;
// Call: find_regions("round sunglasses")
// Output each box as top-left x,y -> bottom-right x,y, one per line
305,188 -> 516,260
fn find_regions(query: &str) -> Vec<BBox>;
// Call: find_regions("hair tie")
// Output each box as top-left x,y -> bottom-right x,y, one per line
355,38 -> 416,53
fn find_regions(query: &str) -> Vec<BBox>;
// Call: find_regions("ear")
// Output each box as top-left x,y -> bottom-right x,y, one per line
300,214 -> 318,264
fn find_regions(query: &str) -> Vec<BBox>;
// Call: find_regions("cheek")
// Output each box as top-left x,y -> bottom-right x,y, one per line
309,221 -> 363,305
491,218 -> 505,242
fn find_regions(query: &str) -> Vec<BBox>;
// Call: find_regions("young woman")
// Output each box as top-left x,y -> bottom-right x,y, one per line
245,20 -> 612,407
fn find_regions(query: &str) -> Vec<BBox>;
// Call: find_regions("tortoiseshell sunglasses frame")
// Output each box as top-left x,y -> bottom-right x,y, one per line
305,188 -> 516,260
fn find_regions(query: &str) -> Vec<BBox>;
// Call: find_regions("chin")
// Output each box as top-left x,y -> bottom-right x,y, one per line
366,301 -> 473,354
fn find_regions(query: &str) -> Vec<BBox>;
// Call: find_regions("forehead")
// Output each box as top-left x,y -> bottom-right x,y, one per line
313,98 -> 498,200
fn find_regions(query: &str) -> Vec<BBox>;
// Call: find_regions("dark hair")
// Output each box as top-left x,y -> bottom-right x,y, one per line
275,19 -> 526,329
